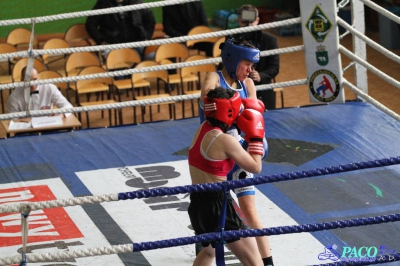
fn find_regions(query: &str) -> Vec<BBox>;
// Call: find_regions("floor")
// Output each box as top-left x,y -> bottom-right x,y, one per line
1,101 -> 399,265
0,26 -> 400,265
0,28 -> 399,138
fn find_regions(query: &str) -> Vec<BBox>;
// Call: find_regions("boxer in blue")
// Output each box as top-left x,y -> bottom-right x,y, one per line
199,38 -> 274,266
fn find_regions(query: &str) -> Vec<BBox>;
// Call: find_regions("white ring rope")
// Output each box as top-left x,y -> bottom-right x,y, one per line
0,0 -> 396,121
256,79 -> 307,92
0,0 -> 201,26
0,18 -> 302,61
339,45 -> 400,90
360,0 -> 400,25
0,79 -> 306,120
0,1 -> 399,264
337,18 -> 400,65
0,44 -> 305,120
0,45 -> 304,91
0,0 -> 303,119
343,78 -> 400,122
0,244 -> 133,265
0,194 -> 118,214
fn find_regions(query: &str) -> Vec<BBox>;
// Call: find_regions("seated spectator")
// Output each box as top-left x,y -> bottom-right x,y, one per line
86,0 -> 155,58
7,67 -> 73,117
162,2 -> 213,56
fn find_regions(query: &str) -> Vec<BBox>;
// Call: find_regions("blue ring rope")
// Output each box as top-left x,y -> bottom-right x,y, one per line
132,213 -> 400,252
118,156 -> 400,200
121,156 -> 400,266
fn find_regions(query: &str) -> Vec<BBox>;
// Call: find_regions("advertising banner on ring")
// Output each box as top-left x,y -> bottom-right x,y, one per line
300,0 -> 345,103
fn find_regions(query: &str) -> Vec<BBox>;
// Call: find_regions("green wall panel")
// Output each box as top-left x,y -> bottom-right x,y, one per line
0,0 -> 268,39
0,0 -> 97,38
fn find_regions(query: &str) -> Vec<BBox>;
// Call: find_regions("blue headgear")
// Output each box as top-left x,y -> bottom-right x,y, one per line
220,38 -> 260,79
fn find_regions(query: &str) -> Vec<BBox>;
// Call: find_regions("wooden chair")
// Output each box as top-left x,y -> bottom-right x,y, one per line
270,78 -> 285,108
106,48 -> 141,71
65,52 -> 101,102
142,44 -> 159,61
6,28 -> 39,51
131,61 -> 168,97
213,37 -> 225,70
212,37 -> 225,58
152,23 -> 168,39
154,43 -> 189,95
134,93 -> 176,124
186,26 -> 218,56
108,60 -> 155,124
0,43 -> 19,75
75,66 -> 119,128
37,70 -> 68,92
12,58 -> 47,83
180,55 -> 216,118
64,23 -> 101,64
130,61 -> 174,123
106,48 -> 142,101
64,23 -> 94,47
0,43 -> 18,113
42,38 -> 71,69
273,87 -> 285,108
155,23 -> 163,32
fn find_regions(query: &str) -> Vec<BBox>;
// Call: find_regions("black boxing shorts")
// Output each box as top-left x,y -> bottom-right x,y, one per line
188,191 -> 248,248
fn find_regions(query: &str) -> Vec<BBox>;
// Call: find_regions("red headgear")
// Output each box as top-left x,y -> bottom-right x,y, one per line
203,91 -> 242,128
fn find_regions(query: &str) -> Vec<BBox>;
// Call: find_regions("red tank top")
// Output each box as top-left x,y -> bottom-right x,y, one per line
188,122 -> 235,176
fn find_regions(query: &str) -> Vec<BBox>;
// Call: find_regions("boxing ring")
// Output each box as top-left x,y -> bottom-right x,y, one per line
0,0 -> 400,265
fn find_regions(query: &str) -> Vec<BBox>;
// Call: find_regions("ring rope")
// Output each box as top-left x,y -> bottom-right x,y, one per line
0,44 -> 304,91
360,0 -> 400,25
0,18 -> 301,61
1,156 -> 399,214
337,18 -> 400,65
342,78 -> 400,122
0,1 -> 398,265
0,0 -> 201,27
0,244 -> 134,265
0,44 -> 307,121
255,77 -> 307,92
339,45 -> 400,90
0,78 -> 307,120
0,12 -> 304,119
1,213 -> 399,265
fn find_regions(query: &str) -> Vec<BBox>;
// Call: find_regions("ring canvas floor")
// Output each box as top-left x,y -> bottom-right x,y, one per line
0,101 -> 400,266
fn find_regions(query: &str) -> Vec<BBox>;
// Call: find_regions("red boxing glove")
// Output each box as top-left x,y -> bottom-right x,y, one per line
241,98 -> 265,114
236,109 -> 265,156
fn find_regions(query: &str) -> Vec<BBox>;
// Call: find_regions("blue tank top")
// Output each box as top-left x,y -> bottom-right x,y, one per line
199,71 -> 248,123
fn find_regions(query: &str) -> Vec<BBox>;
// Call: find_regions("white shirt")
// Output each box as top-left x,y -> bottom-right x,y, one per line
7,84 -> 73,116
